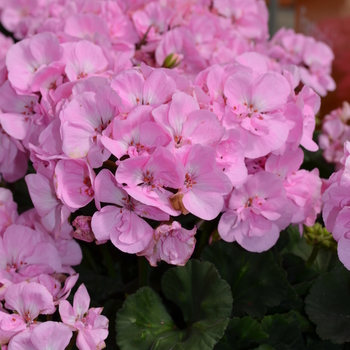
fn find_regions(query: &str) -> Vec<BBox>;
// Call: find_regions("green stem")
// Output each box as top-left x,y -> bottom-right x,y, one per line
99,244 -> 116,279
138,257 -> 148,288
136,24 -> 152,50
65,331 -> 78,350
306,246 -> 320,268
82,245 -> 99,273
192,219 -> 217,258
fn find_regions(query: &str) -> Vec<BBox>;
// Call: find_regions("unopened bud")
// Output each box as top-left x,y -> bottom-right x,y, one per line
162,53 -> 183,69
304,223 -> 337,252
72,215 -> 95,242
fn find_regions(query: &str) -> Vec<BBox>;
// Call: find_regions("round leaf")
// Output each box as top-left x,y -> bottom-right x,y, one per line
201,241 -> 288,317
215,317 -> 268,350
259,313 -> 305,349
305,266 -> 350,343
161,260 -> 233,324
116,286 -> 180,349
116,260 -> 233,350
161,260 -> 233,349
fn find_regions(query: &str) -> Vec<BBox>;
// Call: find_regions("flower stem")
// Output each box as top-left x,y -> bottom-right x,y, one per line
138,256 -> 148,288
81,245 -> 99,273
306,246 -> 320,268
193,219 -> 217,258
65,331 -> 78,350
99,244 -> 116,279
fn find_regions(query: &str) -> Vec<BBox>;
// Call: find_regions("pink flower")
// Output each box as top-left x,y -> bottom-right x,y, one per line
223,68 -> 291,158
7,321 -> 73,350
54,159 -> 95,210
0,224 -> 62,284
219,171 -> 291,252
174,144 -> 232,220
138,222 -> 196,266
4,282 -> 55,319
319,102 -> 350,167
101,105 -> 171,159
300,38 -> 335,97
0,127 -> 28,183
111,68 -> 177,113
60,86 -> 120,168
32,273 -> 79,305
64,13 -> 110,46
25,168 -> 73,239
215,129 -> 248,186
0,34 -> 13,61
295,85 -> 320,152
265,147 -> 322,229
155,27 -> 207,75
59,284 -> 109,350
0,189 -> 18,236
72,216 -> 95,243
0,81 -> 42,142
132,2 -> 174,49
0,282 -> 55,346
332,208 -> 350,269
152,91 -> 225,149
116,147 -> 183,216
92,169 -> 167,253
61,40 -> 109,82
6,32 -> 63,94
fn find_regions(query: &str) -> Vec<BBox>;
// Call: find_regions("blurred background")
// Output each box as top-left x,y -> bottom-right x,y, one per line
268,0 -> 350,115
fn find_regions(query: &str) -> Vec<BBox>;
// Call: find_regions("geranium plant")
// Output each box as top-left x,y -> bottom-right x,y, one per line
0,0 -> 349,349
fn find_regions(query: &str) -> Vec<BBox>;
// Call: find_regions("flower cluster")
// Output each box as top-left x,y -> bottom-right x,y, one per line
0,0 -> 339,346
262,27 -> 336,97
0,188 -> 108,349
322,141 -> 350,269
319,101 -> 350,169
0,0 -> 328,266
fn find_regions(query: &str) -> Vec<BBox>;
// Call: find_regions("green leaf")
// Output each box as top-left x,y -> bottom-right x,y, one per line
302,146 -> 335,179
116,286 -> 180,349
201,241 -> 289,317
281,226 -> 332,274
259,313 -> 305,350
283,310 -> 311,333
254,345 -> 275,350
305,337 -> 343,350
305,266 -> 350,343
102,299 -> 123,350
74,267 -> 123,305
116,260 -> 233,350
215,317 -> 268,350
8,175 -> 33,214
161,260 -> 232,325
282,254 -> 318,289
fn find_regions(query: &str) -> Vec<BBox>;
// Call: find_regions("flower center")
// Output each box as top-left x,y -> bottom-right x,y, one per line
184,173 -> 197,189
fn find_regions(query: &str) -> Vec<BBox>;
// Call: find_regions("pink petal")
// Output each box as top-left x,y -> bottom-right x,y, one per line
25,173 -> 60,217
73,284 -> 90,321
338,234 -> 350,270
7,330 -> 35,350
182,189 -> 224,220
251,72 -> 290,112
94,169 -> 127,209
235,223 -> 280,252
91,206 -> 120,242
224,69 -> 254,108
30,322 -> 72,350
59,300 -> 76,327
5,282 -> 55,319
